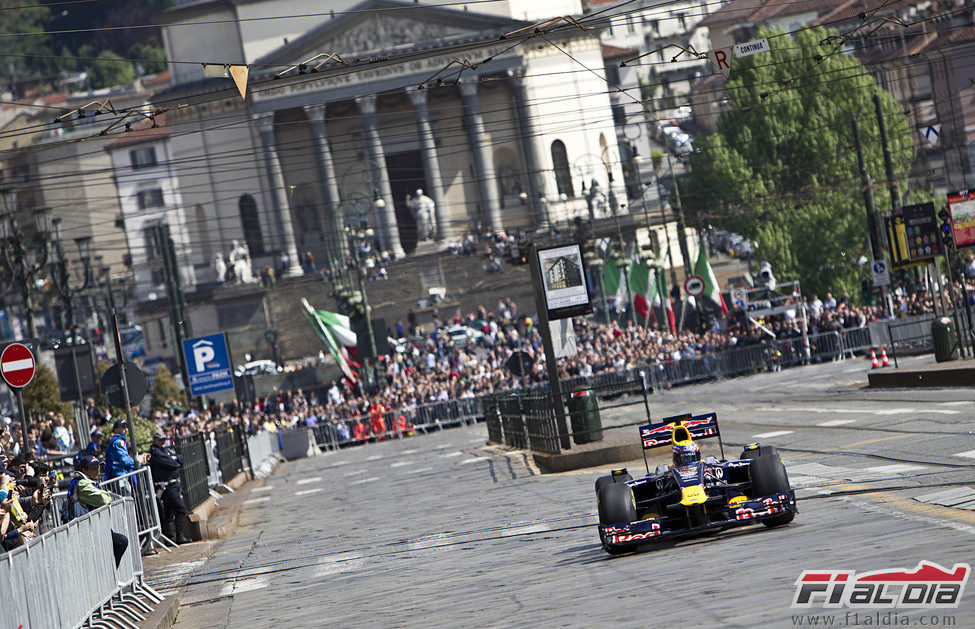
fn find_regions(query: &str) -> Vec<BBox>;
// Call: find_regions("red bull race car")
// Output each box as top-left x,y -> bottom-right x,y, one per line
595,412 -> 797,555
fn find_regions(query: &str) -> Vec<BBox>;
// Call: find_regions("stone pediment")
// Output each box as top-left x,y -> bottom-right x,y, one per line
320,14 -> 468,56
256,0 -> 530,66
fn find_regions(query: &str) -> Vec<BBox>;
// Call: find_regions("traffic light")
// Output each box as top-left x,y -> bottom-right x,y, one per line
938,208 -> 954,250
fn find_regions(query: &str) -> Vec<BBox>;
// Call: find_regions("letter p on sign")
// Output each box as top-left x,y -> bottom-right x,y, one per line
192,340 -> 216,372
709,47 -> 732,79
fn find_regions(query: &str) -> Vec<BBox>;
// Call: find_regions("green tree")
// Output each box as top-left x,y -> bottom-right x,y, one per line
0,0 -> 54,83
149,365 -> 181,414
128,43 -> 167,75
87,50 -> 136,89
21,365 -> 71,419
685,26 -> 914,299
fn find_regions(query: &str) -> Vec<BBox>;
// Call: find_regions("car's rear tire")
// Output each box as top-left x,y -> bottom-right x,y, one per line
748,448 -> 795,528
594,472 -> 632,495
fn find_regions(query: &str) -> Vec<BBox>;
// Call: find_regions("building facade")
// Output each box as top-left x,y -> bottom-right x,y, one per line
157,0 -> 628,282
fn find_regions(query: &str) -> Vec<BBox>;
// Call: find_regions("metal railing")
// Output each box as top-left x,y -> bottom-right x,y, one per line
0,495 -> 163,629
174,433 -> 210,512
215,429 -> 244,485
100,467 -> 174,552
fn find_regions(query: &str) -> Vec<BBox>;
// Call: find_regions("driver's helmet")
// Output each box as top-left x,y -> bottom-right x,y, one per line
673,441 -> 701,467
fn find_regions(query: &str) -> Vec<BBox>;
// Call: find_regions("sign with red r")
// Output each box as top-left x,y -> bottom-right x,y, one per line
709,47 -> 732,78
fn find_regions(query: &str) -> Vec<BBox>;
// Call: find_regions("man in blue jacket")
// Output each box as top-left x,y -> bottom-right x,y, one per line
103,420 -> 135,481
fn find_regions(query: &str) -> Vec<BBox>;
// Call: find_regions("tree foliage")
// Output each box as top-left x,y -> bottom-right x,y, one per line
21,364 -> 71,419
684,26 -> 914,299
0,0 -> 54,83
88,50 -> 136,89
149,365 -> 181,414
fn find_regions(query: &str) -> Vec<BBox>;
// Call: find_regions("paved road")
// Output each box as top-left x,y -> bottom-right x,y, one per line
162,357 -> 975,627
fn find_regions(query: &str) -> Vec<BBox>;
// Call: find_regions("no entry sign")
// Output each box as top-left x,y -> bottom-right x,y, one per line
1,342 -> 36,389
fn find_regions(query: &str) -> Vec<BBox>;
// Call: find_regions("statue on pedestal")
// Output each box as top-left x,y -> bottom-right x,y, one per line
228,239 -> 255,284
213,254 -> 227,284
407,188 -> 437,242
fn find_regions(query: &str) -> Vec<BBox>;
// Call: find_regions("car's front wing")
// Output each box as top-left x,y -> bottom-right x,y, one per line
599,490 -> 798,545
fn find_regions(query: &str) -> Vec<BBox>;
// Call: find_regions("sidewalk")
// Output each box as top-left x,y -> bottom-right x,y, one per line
139,475 -> 266,628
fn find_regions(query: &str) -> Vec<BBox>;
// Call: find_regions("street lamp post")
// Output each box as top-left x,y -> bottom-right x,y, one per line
49,218 -> 96,344
0,196 -> 52,340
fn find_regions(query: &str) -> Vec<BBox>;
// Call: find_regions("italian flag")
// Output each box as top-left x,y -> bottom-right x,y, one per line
693,240 -> 728,315
601,259 -> 627,308
301,298 -> 360,381
628,261 -> 657,323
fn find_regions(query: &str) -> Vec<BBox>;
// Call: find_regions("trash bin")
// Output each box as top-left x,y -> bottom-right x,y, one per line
931,317 -> 958,363
567,389 -> 603,445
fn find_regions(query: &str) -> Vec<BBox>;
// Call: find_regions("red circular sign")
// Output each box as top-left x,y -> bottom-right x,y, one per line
1,343 -> 36,389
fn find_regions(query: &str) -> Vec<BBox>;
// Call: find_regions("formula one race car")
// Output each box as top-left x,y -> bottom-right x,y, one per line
595,413 -> 797,555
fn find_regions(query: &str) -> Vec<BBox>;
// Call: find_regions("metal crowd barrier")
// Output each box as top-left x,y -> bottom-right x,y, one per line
310,395 -> 487,450
100,467 -> 174,552
0,496 -> 163,629
174,433 -> 210,512
246,431 -> 284,478
215,429 -> 244,485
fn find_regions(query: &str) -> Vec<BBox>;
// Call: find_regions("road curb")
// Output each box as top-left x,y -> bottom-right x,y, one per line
140,595 -> 179,629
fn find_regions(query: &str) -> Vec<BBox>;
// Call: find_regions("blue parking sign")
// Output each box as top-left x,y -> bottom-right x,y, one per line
181,333 -> 235,397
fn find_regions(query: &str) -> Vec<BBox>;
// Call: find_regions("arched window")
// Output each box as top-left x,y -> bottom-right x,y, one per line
239,194 -> 264,255
550,140 -> 574,198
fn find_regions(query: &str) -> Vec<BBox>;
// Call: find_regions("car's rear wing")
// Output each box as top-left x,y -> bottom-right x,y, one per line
639,413 -> 721,450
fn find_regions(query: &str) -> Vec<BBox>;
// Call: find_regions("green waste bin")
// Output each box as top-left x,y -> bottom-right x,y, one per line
567,389 -> 602,445
931,317 -> 958,363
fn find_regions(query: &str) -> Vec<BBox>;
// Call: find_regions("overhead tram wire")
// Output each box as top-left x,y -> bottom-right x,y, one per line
0,3 -> 967,145
6,17 -> 969,170
46,107 -> 925,257
12,57 -> 949,246
9,65 -> 933,224
12,41 -> 956,202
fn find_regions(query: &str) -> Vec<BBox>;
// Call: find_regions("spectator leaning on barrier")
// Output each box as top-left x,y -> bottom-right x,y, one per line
104,420 -> 135,481
147,430 -> 191,545
68,455 -> 129,567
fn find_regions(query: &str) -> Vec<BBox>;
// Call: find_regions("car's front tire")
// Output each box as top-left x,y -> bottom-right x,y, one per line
594,472 -> 632,495
748,447 -> 795,528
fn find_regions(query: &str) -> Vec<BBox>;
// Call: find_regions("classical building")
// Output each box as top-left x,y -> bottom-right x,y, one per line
155,0 -> 628,278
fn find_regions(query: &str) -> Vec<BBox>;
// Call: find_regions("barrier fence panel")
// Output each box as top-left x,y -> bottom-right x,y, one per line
215,429 -> 244,484
174,433 -> 210,511
99,466 -> 169,550
483,395 -> 503,444
522,393 -> 561,455
0,496 -> 153,629
497,395 -> 527,450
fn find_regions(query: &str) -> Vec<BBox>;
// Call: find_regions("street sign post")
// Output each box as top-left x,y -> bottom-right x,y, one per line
872,260 -> 890,287
1,342 -> 36,452
100,363 -> 149,408
684,275 -> 705,298
181,333 -> 235,397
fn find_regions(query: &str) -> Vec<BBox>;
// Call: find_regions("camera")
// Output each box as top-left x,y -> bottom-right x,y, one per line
14,477 -> 40,488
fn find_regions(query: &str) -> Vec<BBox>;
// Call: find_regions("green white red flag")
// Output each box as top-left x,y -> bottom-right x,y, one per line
693,240 -> 728,315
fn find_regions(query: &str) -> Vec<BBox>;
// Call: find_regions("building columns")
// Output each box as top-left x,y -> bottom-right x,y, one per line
406,86 -> 446,240
507,66 -> 551,227
253,113 -> 303,277
355,95 -> 404,257
305,104 -> 348,266
458,78 -> 503,231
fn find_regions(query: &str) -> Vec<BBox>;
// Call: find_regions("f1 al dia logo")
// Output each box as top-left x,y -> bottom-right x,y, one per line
792,561 -> 969,609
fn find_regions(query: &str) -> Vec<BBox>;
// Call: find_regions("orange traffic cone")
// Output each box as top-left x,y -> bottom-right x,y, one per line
880,347 -> 889,367
870,348 -> 879,369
